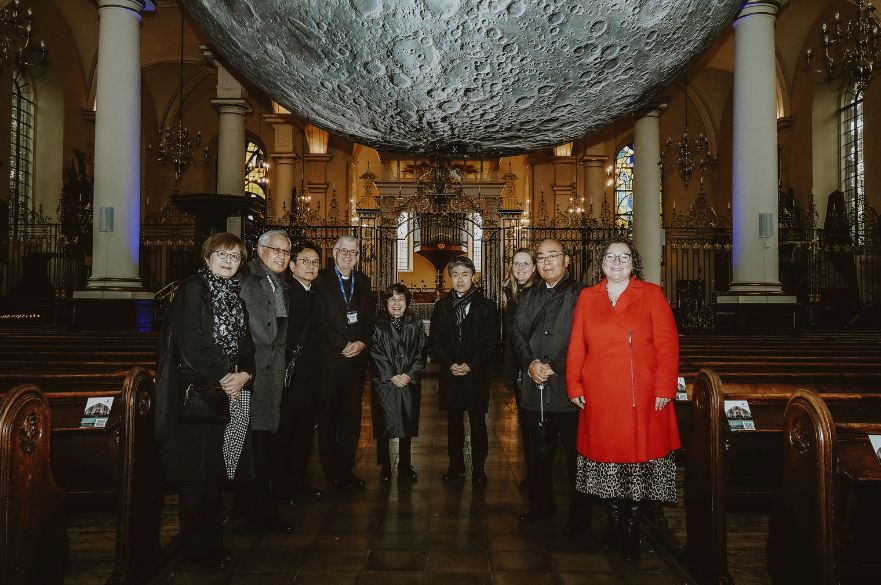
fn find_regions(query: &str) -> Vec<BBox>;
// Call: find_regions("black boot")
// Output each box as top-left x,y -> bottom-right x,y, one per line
621,501 -> 640,561
602,498 -> 622,549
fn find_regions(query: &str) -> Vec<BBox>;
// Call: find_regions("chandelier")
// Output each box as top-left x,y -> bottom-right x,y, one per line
805,0 -> 880,94
246,105 -> 270,192
0,0 -> 47,73
149,7 -> 207,189
663,75 -> 718,188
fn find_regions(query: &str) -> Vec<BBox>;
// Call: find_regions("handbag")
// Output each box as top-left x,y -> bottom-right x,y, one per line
180,382 -> 231,424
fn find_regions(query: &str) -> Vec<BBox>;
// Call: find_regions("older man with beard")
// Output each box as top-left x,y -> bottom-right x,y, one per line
236,229 -> 293,533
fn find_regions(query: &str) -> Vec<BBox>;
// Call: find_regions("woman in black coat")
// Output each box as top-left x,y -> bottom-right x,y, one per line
155,232 -> 255,568
430,256 -> 498,485
370,283 -> 426,482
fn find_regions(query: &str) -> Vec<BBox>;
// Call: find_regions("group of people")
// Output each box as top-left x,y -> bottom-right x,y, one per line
155,229 -> 680,567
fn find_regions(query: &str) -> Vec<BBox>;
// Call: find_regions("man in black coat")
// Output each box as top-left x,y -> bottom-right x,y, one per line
511,239 -> 592,532
313,235 -> 376,488
274,240 -> 324,503
430,256 -> 498,485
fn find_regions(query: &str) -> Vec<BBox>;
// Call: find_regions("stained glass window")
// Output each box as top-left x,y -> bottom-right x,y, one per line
471,213 -> 483,273
614,144 -> 634,227
244,140 -> 269,198
9,67 -> 34,235
840,82 -> 864,242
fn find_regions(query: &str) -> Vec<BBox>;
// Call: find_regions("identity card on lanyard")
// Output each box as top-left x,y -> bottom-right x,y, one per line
336,268 -> 358,324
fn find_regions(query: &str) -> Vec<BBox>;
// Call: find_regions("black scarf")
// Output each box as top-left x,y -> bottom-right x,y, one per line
389,314 -> 404,331
451,286 -> 480,339
199,266 -> 246,357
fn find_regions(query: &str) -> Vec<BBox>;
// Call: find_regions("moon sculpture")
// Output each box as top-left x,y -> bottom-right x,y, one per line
182,0 -> 740,157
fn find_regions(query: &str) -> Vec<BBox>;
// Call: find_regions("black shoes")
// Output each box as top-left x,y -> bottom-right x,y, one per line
441,463 -> 466,481
379,466 -> 393,481
472,471 -> 488,486
621,502 -> 641,561
329,470 -> 367,489
603,499 -> 622,549
399,464 -> 418,482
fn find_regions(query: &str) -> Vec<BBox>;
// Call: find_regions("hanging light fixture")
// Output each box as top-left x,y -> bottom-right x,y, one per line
663,73 -> 718,189
245,103 -> 270,193
0,0 -> 47,73
805,0 -> 880,94
148,7 -> 208,190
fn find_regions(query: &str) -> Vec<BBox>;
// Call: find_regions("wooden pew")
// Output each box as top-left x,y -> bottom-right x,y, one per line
684,369 -> 881,585
0,368 -> 163,585
0,384 -> 66,585
767,391 -> 881,585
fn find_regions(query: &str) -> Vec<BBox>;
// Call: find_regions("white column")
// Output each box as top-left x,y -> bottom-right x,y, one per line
581,156 -> 607,212
85,0 -> 150,291
213,101 -> 249,196
633,108 -> 664,285
727,1 -> 784,296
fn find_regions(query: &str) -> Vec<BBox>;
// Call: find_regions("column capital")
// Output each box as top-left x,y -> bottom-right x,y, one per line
270,153 -> 299,164
580,155 -> 608,167
634,103 -> 667,119
777,116 -> 795,131
735,1 -> 780,22
304,153 -> 333,164
264,112 -> 299,127
97,0 -> 153,13
210,98 -> 251,117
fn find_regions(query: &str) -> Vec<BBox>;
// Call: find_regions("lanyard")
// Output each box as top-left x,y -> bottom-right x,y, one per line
335,268 -> 355,308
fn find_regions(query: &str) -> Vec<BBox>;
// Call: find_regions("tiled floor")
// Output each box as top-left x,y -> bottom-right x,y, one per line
160,376 -> 691,585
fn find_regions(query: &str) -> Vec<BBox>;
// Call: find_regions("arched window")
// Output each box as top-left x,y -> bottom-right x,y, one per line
397,212 -> 412,271
614,144 -> 634,227
840,82 -> 864,240
471,212 -> 483,273
9,67 -> 35,235
244,139 -> 269,199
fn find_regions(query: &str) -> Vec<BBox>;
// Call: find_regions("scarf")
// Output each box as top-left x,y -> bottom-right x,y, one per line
199,266 -> 246,357
451,286 -> 479,340
260,261 -> 288,318
390,314 -> 404,331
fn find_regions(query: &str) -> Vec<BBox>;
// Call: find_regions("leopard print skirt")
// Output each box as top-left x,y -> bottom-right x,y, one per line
575,452 -> 677,503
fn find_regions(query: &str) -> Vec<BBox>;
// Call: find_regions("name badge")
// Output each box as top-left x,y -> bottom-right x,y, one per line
347,311 -> 359,325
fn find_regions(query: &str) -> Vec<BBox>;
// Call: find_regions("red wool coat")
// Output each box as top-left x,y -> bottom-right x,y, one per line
566,278 -> 680,463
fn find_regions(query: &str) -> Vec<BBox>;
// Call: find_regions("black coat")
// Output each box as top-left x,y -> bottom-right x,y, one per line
429,289 -> 498,413
501,284 -> 525,390
510,273 -> 585,413
313,267 -> 376,372
155,273 -> 256,484
280,277 -> 321,415
370,312 -> 426,439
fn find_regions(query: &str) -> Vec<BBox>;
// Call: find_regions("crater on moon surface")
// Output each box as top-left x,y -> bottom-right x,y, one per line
182,0 -> 739,157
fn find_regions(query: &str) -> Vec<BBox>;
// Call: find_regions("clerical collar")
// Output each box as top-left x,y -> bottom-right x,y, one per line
294,277 -> 311,290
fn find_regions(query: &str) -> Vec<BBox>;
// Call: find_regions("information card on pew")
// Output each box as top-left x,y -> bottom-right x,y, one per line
871,435 -> 881,465
676,377 -> 688,401
724,400 -> 755,431
81,397 -> 113,428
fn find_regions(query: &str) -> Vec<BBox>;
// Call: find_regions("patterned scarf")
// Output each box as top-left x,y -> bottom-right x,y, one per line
451,286 -> 479,339
390,314 -> 404,331
199,266 -> 246,357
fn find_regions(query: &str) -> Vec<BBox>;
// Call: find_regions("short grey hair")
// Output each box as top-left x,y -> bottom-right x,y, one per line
447,255 -> 475,276
333,235 -> 359,250
258,230 -> 291,248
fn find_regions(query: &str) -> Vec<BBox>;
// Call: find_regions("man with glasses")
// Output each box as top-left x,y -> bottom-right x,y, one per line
237,229 -> 293,533
314,235 -> 376,488
511,239 -> 592,533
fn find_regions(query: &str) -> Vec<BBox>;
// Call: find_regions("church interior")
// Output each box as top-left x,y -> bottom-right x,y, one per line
1,0 -> 880,584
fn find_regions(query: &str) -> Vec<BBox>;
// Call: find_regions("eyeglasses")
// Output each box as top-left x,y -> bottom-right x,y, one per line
603,253 -> 632,264
261,245 -> 291,257
213,250 -> 242,262
335,248 -> 360,257
535,252 -> 563,264
296,258 -> 320,267
512,261 -> 533,268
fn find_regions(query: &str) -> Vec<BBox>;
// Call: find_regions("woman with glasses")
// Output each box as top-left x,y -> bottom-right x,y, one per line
566,237 -> 679,561
430,256 -> 498,485
501,248 -> 537,489
155,232 -> 255,568
370,283 -> 426,481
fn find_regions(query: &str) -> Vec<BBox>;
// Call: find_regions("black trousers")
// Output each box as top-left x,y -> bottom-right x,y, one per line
523,409 -> 590,520
376,437 -> 412,467
235,429 -> 276,518
274,403 -> 317,491
178,482 -> 223,557
447,409 -> 488,471
318,366 -> 364,479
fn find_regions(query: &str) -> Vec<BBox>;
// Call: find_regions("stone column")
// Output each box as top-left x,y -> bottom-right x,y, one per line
726,1 -> 784,296
581,155 -> 608,216
633,107 -> 664,285
84,0 -> 152,293
265,111 -> 299,220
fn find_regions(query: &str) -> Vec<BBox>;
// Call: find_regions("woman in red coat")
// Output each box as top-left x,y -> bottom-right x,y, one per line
566,237 -> 679,561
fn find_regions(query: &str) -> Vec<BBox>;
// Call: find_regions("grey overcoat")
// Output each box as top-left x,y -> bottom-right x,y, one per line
239,259 -> 288,432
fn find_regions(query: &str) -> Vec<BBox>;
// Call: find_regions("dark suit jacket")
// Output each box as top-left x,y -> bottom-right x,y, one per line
281,276 -> 321,412
155,273 -> 255,484
313,266 -> 376,371
429,289 -> 498,413
511,273 -> 585,413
